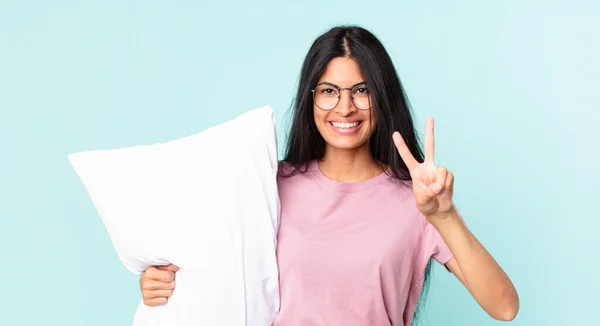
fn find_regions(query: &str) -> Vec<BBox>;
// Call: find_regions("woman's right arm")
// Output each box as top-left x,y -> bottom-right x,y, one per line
139,264 -> 179,306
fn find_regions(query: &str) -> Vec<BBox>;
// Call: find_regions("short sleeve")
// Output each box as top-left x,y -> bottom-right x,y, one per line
423,220 -> 453,272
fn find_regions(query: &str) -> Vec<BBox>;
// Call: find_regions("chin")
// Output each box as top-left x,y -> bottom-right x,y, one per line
324,137 -> 368,151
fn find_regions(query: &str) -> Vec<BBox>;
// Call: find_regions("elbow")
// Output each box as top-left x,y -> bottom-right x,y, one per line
491,289 -> 520,321
495,304 -> 519,322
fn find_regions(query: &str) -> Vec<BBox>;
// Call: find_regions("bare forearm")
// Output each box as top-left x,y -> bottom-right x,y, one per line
429,208 -> 519,321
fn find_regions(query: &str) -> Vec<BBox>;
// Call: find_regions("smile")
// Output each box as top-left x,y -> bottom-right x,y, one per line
329,121 -> 363,135
330,121 -> 362,129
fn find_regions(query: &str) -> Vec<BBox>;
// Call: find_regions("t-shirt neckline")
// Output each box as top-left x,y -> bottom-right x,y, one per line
309,160 -> 390,193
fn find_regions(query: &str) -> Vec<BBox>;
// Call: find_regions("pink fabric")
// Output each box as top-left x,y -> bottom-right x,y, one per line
272,161 -> 453,326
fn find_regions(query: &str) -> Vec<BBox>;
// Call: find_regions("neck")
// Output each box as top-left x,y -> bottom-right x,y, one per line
318,144 -> 384,182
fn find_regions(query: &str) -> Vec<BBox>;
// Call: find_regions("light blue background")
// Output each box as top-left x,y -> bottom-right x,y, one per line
1,0 -> 599,325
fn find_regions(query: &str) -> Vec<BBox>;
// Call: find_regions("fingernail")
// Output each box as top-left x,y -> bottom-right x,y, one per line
432,184 -> 442,193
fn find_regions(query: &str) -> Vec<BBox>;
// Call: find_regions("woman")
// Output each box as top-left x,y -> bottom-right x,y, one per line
138,25 -> 519,325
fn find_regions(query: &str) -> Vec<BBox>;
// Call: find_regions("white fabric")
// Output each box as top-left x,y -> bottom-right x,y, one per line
68,105 -> 281,326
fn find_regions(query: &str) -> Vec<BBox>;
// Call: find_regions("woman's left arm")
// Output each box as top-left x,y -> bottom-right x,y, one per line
393,117 -> 519,321
429,208 -> 519,321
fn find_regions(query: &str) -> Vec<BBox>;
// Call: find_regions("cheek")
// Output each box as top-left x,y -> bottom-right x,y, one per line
368,120 -> 377,133
313,107 -> 328,126
363,113 -> 377,133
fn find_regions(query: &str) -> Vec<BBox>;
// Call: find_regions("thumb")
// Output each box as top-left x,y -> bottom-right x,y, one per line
157,264 -> 179,272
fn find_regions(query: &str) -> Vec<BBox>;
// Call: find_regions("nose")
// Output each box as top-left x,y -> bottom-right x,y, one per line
334,89 -> 356,116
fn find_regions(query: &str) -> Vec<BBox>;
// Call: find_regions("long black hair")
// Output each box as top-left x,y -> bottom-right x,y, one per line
281,25 -> 423,180
280,25 -> 434,324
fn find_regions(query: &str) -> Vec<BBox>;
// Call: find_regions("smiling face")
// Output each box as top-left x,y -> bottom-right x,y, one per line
313,57 -> 376,153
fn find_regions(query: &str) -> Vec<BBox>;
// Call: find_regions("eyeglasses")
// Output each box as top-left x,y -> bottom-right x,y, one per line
311,82 -> 371,111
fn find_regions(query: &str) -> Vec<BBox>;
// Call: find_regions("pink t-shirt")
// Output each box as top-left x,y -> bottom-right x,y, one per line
272,160 -> 453,326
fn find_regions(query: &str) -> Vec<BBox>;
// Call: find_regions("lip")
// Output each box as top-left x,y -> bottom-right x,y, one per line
329,121 -> 363,135
329,120 -> 362,123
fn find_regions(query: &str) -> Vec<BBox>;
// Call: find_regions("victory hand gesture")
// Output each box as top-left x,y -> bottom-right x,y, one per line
393,117 -> 455,220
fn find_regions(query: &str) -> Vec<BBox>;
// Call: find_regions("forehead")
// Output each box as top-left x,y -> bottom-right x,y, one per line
317,57 -> 365,87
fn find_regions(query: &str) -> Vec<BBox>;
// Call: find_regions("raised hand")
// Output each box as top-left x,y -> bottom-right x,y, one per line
392,117 -> 455,220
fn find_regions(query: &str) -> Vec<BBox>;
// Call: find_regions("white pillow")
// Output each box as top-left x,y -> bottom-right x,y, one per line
68,105 -> 281,326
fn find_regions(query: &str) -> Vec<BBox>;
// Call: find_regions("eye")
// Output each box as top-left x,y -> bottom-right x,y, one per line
355,87 -> 368,95
319,87 -> 338,96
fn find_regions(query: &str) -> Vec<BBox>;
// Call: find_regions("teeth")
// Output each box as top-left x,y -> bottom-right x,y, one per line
331,122 -> 360,129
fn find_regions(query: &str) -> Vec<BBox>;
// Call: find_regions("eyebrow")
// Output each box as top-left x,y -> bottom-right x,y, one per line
316,81 -> 367,88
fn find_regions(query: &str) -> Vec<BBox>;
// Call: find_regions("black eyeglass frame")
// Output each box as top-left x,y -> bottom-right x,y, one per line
310,81 -> 371,111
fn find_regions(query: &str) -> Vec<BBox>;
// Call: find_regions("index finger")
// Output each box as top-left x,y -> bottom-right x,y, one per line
393,131 -> 418,170
424,116 -> 435,162
148,268 -> 175,283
